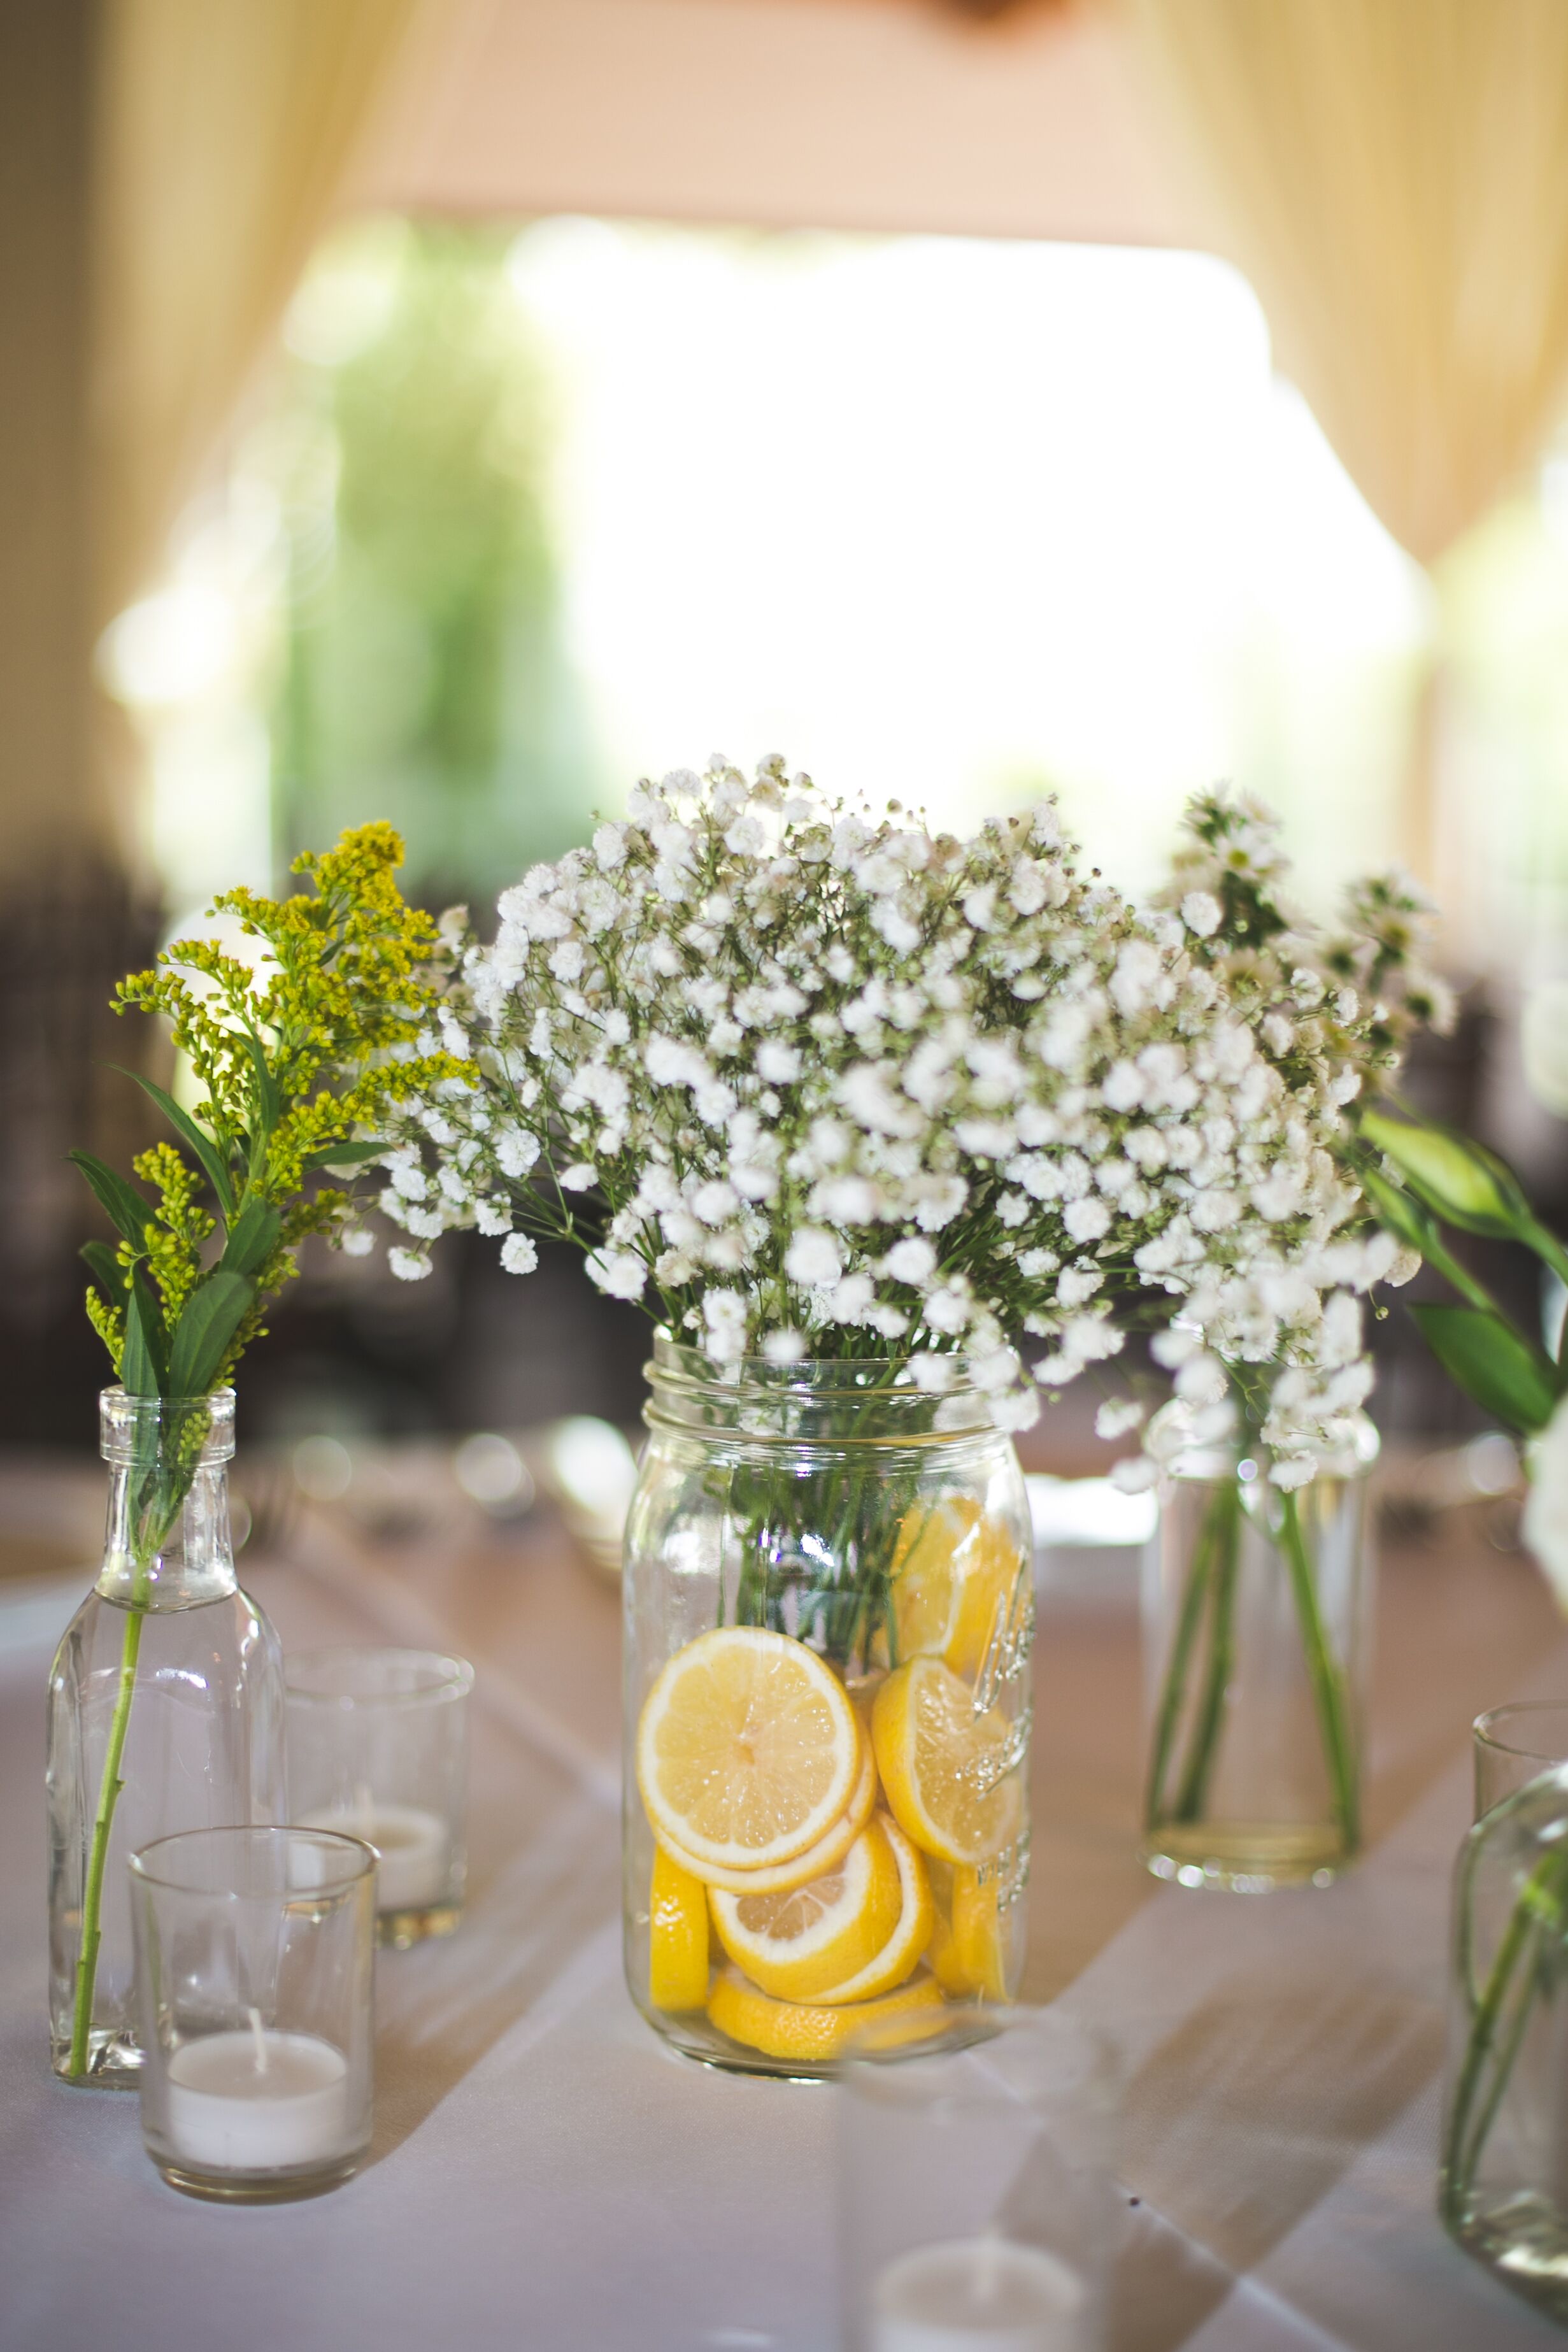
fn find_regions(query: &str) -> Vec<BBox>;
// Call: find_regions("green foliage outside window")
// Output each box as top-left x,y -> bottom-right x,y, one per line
269,220 -> 604,909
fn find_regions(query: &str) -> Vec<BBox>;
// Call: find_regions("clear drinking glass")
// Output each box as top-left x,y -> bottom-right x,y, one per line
1474,1702 -> 1568,1818
624,1341 -> 1034,2078
285,1649 -> 474,1948
838,2007 -> 1120,2351
1441,1764 -> 1568,2321
130,1825 -> 375,2202
46,1388 -> 286,2085
1141,1425 -> 1376,1892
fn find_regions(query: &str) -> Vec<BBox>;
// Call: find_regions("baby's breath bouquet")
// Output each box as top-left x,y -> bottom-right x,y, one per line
52,825 -> 457,2081
1130,794 -> 1446,1874
377,760 -> 1403,1436
373,764 -> 1424,1650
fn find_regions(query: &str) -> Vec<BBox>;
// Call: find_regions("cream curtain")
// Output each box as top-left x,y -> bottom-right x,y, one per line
1128,0 -> 1568,567
90,0 -> 424,631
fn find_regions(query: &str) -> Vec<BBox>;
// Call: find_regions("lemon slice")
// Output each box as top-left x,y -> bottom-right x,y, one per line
871,1656 -> 1023,1867
706,1965 -> 948,2065
653,1720 -> 878,1895
814,1812 -> 933,2005
637,1627 -> 860,1873
708,1816 -> 902,2002
925,1857 -> 1009,2001
891,1497 -> 1025,1682
648,1848 -> 710,2011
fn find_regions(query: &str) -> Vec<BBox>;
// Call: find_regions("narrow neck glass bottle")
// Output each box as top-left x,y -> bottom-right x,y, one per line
46,1388 -> 286,2085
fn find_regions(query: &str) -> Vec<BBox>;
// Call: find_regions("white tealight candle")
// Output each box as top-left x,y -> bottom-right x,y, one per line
869,2237 -> 1088,2352
164,2023 -> 352,2175
305,1802 -> 450,1911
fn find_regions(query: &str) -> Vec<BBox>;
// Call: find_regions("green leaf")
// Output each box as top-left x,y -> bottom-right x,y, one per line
80,1241 -> 127,1304
219,1198 -> 282,1279
121,1267 -> 169,1397
113,1067 -> 236,1217
1409,1303 -> 1558,1434
301,1139 -> 386,1172
238,1030 -> 282,1133
167,1271 -> 254,1401
68,1150 -> 152,1248
1360,1109 -> 1530,1241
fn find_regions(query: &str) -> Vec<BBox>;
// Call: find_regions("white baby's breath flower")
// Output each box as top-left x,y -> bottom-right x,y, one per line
1181,891 -> 1222,937
387,1248 -> 432,1282
586,1246 -> 648,1301
785,1227 -> 844,1288
500,1232 -> 539,1276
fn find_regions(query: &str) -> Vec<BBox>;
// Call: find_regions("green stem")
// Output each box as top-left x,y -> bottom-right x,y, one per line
66,1592 -> 146,2077
1144,1478 -> 1234,1830
1522,1216 -> 1568,1299
1276,1486 -> 1360,1857
1442,1846 -> 1568,2221
1171,1486 -> 1242,1824
65,1446 -> 196,2079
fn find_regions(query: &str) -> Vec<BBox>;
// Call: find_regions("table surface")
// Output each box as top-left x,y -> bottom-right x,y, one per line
3,1446 -> 1567,2352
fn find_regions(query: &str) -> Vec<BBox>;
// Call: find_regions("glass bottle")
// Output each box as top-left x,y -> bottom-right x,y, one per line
1441,1762 -> 1568,2322
624,1341 -> 1034,2077
46,1388 -> 285,2086
1141,1419 -> 1376,1891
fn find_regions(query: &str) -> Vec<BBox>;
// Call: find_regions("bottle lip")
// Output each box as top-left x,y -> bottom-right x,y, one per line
99,1386 -> 236,1465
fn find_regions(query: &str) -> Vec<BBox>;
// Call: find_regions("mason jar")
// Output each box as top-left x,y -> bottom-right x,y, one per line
1141,1422 -> 1377,1892
623,1341 -> 1034,2077
1441,1762 -> 1568,2322
46,1389 -> 286,2085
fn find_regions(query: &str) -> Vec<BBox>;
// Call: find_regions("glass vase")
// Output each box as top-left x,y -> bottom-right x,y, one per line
1441,1763 -> 1568,2321
624,1341 -> 1034,2078
46,1388 -> 286,2086
1140,1428 -> 1375,1892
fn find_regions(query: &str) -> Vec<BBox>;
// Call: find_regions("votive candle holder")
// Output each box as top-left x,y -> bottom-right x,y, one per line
286,1648 -> 473,1948
838,2007 -> 1121,2352
129,1825 -> 375,2202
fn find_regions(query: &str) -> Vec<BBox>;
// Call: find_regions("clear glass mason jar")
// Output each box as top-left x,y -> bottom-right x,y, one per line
624,1342 -> 1034,2077
46,1389 -> 286,2086
1141,1425 -> 1376,1892
1441,1762 -> 1568,2321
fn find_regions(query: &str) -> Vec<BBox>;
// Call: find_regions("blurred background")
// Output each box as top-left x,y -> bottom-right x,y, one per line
3,0 -> 1567,1500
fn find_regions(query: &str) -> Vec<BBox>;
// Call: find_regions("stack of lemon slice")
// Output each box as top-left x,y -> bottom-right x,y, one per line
637,1507 -> 1027,2061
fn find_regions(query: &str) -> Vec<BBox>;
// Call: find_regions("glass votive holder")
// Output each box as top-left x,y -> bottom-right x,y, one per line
1473,1701 -> 1568,1818
839,2007 -> 1121,2352
129,1825 -> 375,2203
285,1648 -> 474,1948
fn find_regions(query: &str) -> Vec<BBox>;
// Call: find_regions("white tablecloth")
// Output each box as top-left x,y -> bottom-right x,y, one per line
2,1470 -> 1566,2351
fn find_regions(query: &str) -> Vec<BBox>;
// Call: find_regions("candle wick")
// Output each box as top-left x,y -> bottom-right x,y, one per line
247,2005 -> 268,2076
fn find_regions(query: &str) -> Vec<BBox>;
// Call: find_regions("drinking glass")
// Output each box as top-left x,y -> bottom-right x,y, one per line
286,1648 -> 474,1947
130,1825 -> 375,2202
1473,1701 -> 1568,1818
838,2007 -> 1121,2351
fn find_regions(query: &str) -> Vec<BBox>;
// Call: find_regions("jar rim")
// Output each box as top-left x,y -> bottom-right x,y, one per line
129,1822 -> 376,1897
284,1646 -> 475,1707
649,1333 -> 982,1395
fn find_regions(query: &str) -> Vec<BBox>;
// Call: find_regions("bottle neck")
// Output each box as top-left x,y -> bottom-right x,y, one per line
96,1459 -> 238,1609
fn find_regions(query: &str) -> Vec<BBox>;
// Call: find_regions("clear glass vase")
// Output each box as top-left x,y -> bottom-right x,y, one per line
46,1388 -> 286,2086
1140,1427 -> 1376,1892
624,1341 -> 1034,2078
1441,1762 -> 1568,2321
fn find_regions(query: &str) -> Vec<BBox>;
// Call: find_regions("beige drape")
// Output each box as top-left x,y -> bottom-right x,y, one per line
1128,0 -> 1568,566
91,0 -> 423,631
